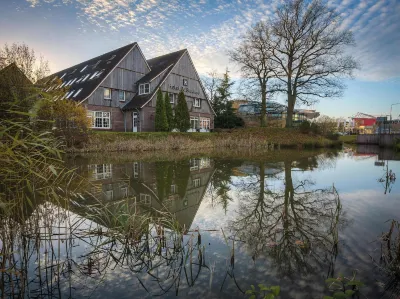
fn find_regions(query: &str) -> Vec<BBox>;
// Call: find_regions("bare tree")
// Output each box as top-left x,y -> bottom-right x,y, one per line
0,42 -> 50,83
201,70 -> 220,103
229,22 -> 276,127
269,0 -> 359,127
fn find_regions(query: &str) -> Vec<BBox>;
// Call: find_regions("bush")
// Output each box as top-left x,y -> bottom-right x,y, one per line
310,122 -> 320,134
326,133 -> 340,141
299,120 -> 311,134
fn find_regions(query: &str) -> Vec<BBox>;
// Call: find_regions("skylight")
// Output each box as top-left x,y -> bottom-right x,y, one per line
69,78 -> 77,85
66,90 -> 75,99
60,73 -> 66,80
109,55 -> 116,60
73,88 -> 83,98
93,60 -> 101,69
81,65 -> 88,72
81,74 -> 90,82
90,72 -> 99,80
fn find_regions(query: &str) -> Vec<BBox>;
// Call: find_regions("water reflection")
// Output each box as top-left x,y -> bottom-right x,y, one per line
1,151 -> 399,298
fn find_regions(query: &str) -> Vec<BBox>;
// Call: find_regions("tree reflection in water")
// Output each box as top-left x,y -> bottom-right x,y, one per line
230,155 -> 345,280
0,154 -> 347,298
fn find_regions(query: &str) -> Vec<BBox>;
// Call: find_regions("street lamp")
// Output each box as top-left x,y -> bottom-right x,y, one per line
389,102 -> 400,134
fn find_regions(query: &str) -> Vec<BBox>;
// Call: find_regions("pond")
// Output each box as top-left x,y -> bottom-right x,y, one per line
1,146 -> 399,298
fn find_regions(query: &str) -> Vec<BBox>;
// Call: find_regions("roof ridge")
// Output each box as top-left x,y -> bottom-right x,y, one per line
147,48 -> 187,62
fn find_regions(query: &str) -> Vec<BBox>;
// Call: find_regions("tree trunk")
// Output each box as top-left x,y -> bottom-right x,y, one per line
260,85 -> 267,127
285,94 -> 295,128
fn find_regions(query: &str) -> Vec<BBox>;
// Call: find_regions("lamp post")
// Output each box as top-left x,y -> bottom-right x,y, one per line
389,103 -> 400,134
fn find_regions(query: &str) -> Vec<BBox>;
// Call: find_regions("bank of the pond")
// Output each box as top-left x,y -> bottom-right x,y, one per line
67,128 -> 342,153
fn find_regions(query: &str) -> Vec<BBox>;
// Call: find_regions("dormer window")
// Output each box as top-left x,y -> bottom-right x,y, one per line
139,83 -> 150,95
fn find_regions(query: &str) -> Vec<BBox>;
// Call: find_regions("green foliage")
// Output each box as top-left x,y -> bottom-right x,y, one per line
324,272 -> 364,299
245,283 -> 280,299
310,122 -> 320,134
299,120 -> 311,134
155,89 -> 168,132
174,90 -> 190,132
164,92 -> 174,131
214,101 -> 244,129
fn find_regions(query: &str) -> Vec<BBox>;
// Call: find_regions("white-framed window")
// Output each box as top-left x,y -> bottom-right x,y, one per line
183,79 -> 188,86
199,157 -> 211,169
119,90 -> 125,102
190,117 -> 199,130
194,98 -> 201,108
104,88 -> 111,100
88,111 -> 111,129
190,158 -> 199,171
169,93 -> 176,104
193,178 -> 201,188
90,164 -> 112,180
170,184 -> 176,194
139,83 -> 150,95
73,88 -> 83,98
133,162 -> 139,178
81,65 -> 88,72
200,118 -> 210,130
139,193 -> 151,205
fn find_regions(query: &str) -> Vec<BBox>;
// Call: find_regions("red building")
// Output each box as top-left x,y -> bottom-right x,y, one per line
352,112 -> 376,134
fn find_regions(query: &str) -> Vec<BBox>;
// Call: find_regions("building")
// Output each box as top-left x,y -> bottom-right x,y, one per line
38,43 -> 214,132
352,112 -> 377,134
236,100 -> 319,127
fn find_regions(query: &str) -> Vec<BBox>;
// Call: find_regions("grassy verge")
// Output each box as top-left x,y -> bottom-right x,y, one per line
339,135 -> 357,144
67,127 -> 342,153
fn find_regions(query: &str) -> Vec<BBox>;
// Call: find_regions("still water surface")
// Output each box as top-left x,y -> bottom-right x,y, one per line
1,147 -> 399,298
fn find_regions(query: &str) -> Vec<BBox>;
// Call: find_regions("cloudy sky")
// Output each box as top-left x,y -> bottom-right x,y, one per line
0,0 -> 399,118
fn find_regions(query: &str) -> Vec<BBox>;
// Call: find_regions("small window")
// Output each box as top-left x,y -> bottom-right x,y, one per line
169,93 -> 175,104
104,88 -> 111,99
194,98 -> 201,108
73,88 -> 83,98
139,83 -> 150,95
193,178 -> 201,188
119,90 -> 125,102
81,65 -> 88,72
183,79 -> 188,86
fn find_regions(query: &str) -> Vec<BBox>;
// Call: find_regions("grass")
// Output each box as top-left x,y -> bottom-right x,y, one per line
339,135 -> 357,144
68,127 -> 342,153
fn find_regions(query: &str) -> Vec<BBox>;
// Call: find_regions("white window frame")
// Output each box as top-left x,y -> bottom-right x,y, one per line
194,98 -> 201,108
190,158 -> 199,171
170,184 -> 176,194
104,88 -> 111,100
169,93 -> 176,104
200,118 -> 210,130
88,111 -> 111,129
139,193 -> 151,205
139,83 -> 150,95
190,117 -> 199,130
193,178 -> 201,188
90,164 -> 112,180
121,186 -> 128,198
133,162 -> 139,178
119,90 -> 126,102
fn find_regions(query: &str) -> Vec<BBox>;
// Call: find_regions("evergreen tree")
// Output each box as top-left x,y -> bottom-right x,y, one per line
174,90 -> 190,132
155,89 -> 168,132
164,92 -> 174,131
213,69 -> 244,129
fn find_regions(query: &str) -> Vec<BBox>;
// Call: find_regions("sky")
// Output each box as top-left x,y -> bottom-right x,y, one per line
0,0 -> 399,119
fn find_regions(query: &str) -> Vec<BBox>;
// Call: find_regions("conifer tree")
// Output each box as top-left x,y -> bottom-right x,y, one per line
155,89 -> 168,132
174,90 -> 190,132
164,92 -> 174,131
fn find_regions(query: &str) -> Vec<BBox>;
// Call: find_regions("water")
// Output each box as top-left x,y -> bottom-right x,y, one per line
1,147 -> 399,298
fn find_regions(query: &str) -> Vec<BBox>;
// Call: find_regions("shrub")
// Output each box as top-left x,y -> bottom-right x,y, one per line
310,122 -> 320,134
155,89 -> 168,132
174,90 -> 190,132
299,120 -> 311,134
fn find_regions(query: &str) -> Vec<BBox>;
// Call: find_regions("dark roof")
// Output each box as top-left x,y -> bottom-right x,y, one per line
36,43 -> 137,102
123,49 -> 186,110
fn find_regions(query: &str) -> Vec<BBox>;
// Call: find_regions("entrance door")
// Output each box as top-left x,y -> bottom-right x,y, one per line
133,112 -> 138,132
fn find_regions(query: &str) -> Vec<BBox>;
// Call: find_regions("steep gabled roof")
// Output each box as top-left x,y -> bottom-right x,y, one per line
0,63 -> 32,87
37,43 -> 138,102
123,49 -> 187,110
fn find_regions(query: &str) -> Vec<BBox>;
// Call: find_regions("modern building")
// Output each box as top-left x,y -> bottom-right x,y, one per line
236,100 -> 320,126
352,112 -> 377,134
38,43 -> 214,132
